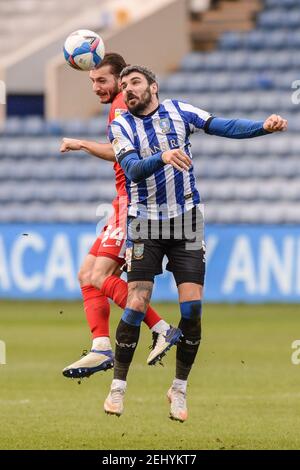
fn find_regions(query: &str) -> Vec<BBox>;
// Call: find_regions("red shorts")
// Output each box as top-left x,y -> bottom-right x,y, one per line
89,195 -> 127,264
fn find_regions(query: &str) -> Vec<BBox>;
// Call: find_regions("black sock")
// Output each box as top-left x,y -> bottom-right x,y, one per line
114,319 -> 140,381
176,317 -> 201,381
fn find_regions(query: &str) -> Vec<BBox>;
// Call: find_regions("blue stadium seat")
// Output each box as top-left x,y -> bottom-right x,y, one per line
266,0 -> 299,7
203,52 -> 229,70
248,52 -> 272,70
180,53 -> 205,72
61,120 -> 89,136
86,118 -> 108,136
287,30 -> 300,48
22,116 -> 45,136
263,30 -> 289,50
211,95 -> 234,113
243,30 -> 266,50
1,117 -> 23,135
227,50 -> 249,71
259,9 -> 300,29
44,120 -> 63,136
270,51 -> 293,70
1,0 -> 299,224
2,139 -> 24,158
219,32 -> 244,50
160,74 -> 187,92
211,74 -> 232,91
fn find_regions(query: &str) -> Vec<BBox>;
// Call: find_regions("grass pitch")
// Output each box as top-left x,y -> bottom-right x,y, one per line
0,300 -> 300,450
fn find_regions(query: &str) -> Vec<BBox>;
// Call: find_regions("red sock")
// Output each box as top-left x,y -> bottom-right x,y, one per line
81,285 -> 110,338
101,275 -> 161,329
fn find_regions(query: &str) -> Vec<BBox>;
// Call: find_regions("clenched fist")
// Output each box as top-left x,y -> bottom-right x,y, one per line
60,138 -> 82,153
263,114 -> 288,133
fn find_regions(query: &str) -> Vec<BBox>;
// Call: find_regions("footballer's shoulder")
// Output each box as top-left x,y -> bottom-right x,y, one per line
110,110 -> 131,127
162,98 -> 179,106
162,98 -> 189,109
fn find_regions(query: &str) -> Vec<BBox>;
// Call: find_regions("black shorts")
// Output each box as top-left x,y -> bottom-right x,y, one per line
125,206 -> 206,286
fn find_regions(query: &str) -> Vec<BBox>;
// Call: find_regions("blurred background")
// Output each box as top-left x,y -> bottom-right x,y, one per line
0,0 -> 299,302
1,0 -> 300,452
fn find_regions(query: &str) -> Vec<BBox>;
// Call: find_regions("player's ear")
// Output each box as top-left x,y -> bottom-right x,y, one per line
151,82 -> 158,96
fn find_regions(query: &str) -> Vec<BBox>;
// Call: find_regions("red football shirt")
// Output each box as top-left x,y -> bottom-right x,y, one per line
108,92 -> 127,196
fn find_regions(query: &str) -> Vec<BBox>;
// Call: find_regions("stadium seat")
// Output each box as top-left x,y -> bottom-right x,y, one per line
259,9 -> 300,29
2,139 -> 25,158
180,53 -> 205,72
61,120 -> 90,136
22,116 -> 45,136
266,0 -> 299,7
219,32 -> 244,50
1,117 -> 24,135
1,0 -> 300,224
86,118 -> 108,136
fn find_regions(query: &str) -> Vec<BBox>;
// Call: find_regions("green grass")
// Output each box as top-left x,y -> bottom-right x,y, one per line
0,301 -> 300,450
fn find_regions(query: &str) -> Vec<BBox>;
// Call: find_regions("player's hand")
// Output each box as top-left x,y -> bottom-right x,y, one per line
263,114 -> 288,133
60,138 -> 82,153
162,149 -> 192,172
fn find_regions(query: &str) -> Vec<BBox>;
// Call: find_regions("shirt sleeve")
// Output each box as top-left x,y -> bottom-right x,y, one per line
108,120 -> 136,161
176,101 -> 212,134
119,151 -> 165,183
206,117 -> 270,139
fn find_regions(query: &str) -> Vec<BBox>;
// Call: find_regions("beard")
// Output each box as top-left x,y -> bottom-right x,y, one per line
97,81 -> 119,104
126,87 -> 152,114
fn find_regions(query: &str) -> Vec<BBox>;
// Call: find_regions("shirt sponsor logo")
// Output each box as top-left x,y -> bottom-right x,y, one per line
112,138 -> 133,159
114,108 -> 127,118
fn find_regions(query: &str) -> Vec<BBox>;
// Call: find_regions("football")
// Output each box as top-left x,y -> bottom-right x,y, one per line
63,29 -> 105,71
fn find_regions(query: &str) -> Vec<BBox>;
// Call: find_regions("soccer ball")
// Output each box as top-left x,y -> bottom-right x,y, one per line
63,29 -> 105,71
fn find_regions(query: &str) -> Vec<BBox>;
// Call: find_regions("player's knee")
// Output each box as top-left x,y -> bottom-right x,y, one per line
126,282 -> 152,313
180,300 -> 202,320
126,294 -> 148,313
127,299 -> 148,313
91,258 -> 120,290
90,269 -> 106,290
179,301 -> 202,345
78,267 -> 92,287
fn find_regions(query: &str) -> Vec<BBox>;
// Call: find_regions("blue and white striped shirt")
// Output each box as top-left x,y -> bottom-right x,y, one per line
108,99 -> 211,220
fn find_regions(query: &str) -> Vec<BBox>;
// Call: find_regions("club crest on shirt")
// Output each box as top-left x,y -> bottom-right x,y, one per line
133,243 -> 144,260
159,118 -> 171,134
114,108 -> 127,118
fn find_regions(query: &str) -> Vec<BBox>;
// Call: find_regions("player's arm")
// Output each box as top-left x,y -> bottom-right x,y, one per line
176,101 -> 288,138
118,149 -> 191,183
60,138 -> 115,162
205,114 -> 288,138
